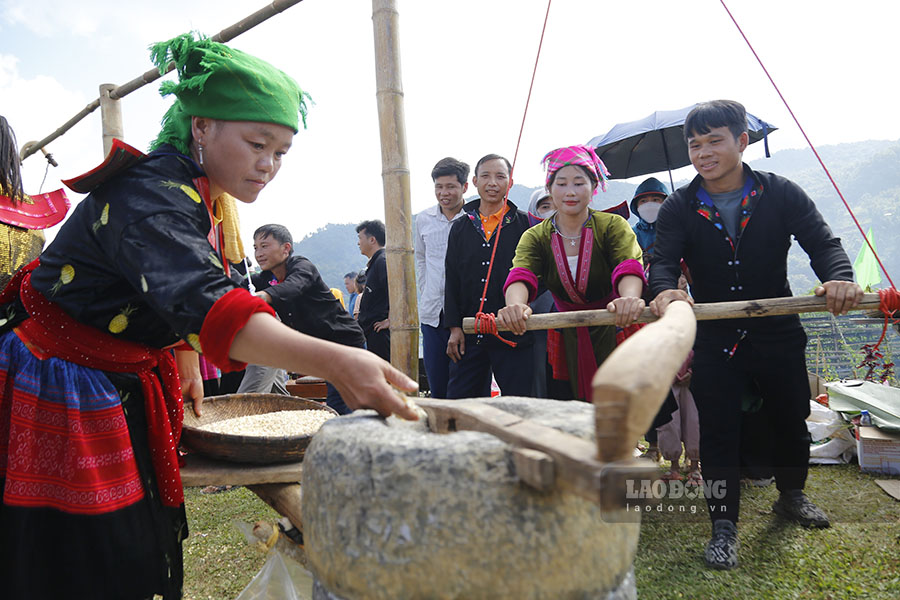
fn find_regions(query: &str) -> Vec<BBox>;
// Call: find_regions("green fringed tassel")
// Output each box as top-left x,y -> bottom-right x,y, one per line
148,31 -> 311,155
150,32 -> 229,100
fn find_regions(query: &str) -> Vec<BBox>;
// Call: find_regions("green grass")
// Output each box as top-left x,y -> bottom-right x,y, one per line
180,466 -> 900,599
182,486 -> 280,600
636,464 -> 900,600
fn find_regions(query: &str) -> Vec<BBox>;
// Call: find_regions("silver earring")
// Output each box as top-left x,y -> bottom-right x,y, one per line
197,143 -> 205,166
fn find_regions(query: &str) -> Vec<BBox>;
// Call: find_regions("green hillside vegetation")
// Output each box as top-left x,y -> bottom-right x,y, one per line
292,223 -> 370,288
294,140 -> 900,298
779,141 -> 900,294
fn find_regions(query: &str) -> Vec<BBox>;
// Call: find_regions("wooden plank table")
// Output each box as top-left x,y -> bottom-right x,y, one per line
180,454 -> 304,528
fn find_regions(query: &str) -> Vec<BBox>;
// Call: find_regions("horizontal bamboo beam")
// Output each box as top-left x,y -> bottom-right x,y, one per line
20,0 -> 305,161
462,293 -> 883,334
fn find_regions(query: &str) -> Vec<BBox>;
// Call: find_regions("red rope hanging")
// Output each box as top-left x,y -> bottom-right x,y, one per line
473,0 -> 553,347
719,0 -> 896,291
872,287 -> 900,351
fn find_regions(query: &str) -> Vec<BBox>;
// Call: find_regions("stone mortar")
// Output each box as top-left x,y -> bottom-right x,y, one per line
302,397 -> 640,600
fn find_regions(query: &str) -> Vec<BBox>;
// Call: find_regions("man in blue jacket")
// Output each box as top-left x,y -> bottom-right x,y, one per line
649,100 -> 862,570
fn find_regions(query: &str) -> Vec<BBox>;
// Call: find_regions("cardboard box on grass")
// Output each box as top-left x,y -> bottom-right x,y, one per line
857,425 -> 900,475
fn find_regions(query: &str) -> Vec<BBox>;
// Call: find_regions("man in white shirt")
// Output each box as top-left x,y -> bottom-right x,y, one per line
415,157 -> 469,398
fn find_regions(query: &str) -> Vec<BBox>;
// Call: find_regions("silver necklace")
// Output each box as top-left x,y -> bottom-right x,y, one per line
552,218 -> 584,247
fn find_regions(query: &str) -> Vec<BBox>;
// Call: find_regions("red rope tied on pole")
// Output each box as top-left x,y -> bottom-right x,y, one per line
474,311 -> 516,346
871,288 -> 900,352
472,0 -> 553,348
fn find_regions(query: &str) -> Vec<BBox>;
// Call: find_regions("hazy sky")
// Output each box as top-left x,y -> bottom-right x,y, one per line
2,0 -> 898,245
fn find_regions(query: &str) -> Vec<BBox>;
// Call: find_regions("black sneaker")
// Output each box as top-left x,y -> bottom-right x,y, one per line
772,490 -> 831,528
704,519 -> 739,570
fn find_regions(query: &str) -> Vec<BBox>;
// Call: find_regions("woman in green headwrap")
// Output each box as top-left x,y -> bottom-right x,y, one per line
0,34 -> 417,600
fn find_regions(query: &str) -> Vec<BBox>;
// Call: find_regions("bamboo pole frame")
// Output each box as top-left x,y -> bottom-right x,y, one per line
99,84 -> 124,157
20,0 -> 306,161
462,293 -> 884,333
372,0 -> 418,380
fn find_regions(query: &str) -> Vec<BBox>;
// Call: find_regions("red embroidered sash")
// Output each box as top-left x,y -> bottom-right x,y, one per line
550,227 -> 601,399
5,260 -> 185,509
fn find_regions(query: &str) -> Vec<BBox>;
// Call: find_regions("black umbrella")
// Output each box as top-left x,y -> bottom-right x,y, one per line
587,104 -> 776,190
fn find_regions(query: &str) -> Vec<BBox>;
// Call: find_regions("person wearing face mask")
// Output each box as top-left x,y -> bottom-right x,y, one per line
630,177 -> 668,272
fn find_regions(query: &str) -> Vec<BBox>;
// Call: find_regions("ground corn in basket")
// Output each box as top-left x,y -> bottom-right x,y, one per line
200,410 -> 335,437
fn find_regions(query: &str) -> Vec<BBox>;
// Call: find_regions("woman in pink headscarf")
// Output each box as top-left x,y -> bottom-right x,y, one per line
498,145 -> 644,400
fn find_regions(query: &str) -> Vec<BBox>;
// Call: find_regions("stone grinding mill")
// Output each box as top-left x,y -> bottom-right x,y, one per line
300,302 -> 697,600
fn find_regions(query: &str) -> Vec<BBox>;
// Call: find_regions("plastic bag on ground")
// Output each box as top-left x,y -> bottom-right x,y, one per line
809,437 -> 857,464
234,521 -> 313,600
807,400 -> 847,442
806,399 -> 857,464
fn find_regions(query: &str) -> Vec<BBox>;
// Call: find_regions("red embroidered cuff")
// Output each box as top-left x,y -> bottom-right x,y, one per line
199,287 -> 276,372
611,259 -> 646,293
504,267 -> 539,303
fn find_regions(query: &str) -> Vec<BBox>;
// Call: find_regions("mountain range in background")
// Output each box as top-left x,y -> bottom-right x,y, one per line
293,139 -> 900,296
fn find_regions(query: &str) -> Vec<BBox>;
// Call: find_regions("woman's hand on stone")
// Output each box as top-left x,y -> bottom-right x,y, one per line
330,347 -> 419,420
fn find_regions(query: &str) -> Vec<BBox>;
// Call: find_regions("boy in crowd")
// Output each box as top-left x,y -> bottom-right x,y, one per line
357,220 -> 390,361
444,154 -> 533,398
416,157 -> 469,398
243,224 -> 366,414
649,100 -> 862,570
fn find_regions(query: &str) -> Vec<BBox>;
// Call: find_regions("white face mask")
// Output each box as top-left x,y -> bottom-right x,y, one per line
638,202 -> 662,223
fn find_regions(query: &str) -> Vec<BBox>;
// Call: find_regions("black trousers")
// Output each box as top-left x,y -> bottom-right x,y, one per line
691,336 -> 811,524
365,327 -> 391,362
446,335 -> 534,399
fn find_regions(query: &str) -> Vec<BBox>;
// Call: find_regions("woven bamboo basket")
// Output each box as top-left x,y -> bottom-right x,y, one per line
181,393 -> 338,464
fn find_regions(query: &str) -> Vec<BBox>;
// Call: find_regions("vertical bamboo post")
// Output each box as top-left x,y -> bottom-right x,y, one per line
99,83 -> 124,157
371,0 -> 418,381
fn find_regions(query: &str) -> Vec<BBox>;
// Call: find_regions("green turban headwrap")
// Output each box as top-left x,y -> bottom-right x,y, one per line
149,33 -> 310,155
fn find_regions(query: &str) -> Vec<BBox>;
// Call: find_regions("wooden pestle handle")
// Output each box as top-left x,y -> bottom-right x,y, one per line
462,292 -> 881,334
592,301 -> 697,462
